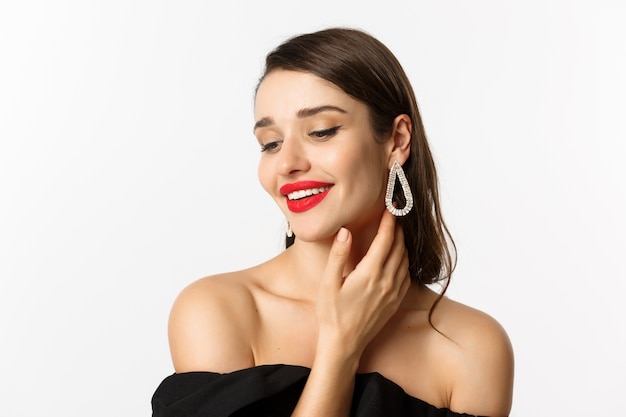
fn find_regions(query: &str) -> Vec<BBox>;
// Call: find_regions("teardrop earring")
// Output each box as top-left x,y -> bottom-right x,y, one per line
385,161 -> 414,216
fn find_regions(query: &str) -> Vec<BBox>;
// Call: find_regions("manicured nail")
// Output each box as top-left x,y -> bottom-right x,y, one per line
337,227 -> 348,242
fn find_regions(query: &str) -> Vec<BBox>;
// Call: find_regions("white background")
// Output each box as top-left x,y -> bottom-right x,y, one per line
1,1 -> 624,416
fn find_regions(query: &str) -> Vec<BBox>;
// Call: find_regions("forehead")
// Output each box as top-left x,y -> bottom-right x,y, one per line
254,70 -> 358,118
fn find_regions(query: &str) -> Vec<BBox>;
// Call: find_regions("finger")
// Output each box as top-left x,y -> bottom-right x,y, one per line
360,211 -> 397,269
321,227 -> 352,290
380,243 -> 409,299
394,249 -> 410,286
385,225 -> 409,272
390,252 -> 411,302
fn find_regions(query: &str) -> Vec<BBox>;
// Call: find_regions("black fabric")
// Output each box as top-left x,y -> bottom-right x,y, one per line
152,364 -> 480,417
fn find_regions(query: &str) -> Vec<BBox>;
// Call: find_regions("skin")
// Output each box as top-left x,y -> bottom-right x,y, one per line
168,70 -> 514,416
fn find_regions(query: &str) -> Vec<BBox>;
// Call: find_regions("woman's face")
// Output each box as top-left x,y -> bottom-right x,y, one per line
254,70 -> 392,242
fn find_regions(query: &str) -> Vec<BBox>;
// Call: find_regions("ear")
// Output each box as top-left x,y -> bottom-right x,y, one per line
386,114 -> 412,168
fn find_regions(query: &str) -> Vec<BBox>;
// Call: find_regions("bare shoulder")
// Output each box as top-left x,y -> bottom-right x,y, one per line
433,296 -> 514,416
168,270 -> 259,373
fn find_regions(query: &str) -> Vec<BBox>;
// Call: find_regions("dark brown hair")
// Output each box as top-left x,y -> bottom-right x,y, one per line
258,27 -> 456,311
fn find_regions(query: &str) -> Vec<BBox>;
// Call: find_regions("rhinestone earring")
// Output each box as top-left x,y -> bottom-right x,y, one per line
286,221 -> 293,237
385,161 -> 414,216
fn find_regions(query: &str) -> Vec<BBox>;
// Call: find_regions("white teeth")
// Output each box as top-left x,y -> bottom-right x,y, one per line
287,186 -> 330,200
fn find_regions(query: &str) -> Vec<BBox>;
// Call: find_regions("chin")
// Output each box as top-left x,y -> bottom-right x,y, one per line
291,225 -> 340,243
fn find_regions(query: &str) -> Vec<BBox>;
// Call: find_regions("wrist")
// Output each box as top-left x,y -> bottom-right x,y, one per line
314,334 -> 362,375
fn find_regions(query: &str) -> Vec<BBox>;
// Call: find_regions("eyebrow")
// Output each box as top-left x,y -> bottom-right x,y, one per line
253,105 -> 347,133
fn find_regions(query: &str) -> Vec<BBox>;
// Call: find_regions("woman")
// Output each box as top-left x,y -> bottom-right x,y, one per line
152,27 -> 514,417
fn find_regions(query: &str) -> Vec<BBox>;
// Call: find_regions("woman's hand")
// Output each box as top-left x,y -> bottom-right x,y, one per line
316,210 -> 412,363
291,211 -> 410,416
291,211 -> 411,417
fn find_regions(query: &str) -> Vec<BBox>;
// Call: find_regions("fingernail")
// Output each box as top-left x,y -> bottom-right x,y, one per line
337,227 -> 348,242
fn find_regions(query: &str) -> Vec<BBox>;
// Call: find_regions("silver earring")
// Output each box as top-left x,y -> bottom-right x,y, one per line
385,161 -> 414,216
286,221 -> 293,237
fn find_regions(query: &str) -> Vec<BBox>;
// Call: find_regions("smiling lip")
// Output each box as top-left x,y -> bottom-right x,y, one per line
280,181 -> 333,213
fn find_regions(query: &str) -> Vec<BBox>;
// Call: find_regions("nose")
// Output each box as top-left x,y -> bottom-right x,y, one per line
276,136 -> 310,176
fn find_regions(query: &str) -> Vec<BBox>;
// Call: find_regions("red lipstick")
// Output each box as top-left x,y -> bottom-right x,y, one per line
280,181 -> 333,213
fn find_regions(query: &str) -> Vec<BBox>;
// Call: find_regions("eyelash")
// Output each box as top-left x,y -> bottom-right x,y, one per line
310,125 -> 342,139
260,141 -> 281,153
260,125 -> 343,153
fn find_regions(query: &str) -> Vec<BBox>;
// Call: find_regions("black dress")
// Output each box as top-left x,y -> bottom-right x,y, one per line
152,364 -> 481,417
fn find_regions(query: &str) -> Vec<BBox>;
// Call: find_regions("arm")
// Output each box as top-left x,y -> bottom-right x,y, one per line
448,311 -> 515,416
168,276 -> 256,373
292,211 -> 411,416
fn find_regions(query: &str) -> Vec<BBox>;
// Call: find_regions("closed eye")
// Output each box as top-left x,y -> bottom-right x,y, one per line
309,125 -> 342,139
260,141 -> 282,153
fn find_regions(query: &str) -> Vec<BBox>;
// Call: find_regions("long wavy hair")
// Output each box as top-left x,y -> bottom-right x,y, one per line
257,28 -> 456,317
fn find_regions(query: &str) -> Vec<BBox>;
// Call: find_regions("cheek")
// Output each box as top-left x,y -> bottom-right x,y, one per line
257,159 -> 273,194
360,151 -> 388,196
346,146 -> 386,181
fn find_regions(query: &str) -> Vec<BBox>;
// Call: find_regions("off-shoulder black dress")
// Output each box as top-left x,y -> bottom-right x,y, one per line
152,364 -> 480,417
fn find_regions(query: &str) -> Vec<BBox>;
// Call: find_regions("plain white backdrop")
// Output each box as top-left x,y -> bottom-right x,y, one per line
1,1 -> 624,416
